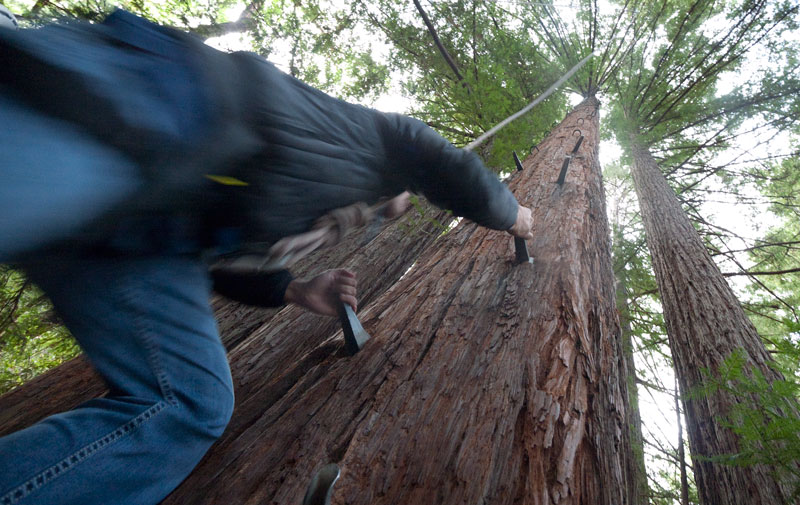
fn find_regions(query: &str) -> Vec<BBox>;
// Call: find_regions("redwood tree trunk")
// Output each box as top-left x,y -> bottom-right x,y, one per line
629,140 -> 798,504
618,288 -> 650,505
613,231 -> 650,505
163,97 -> 634,505
0,207 -> 450,436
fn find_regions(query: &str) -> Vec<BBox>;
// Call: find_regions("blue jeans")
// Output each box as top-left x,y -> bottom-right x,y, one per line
1,13 -> 236,503
0,254 -> 234,505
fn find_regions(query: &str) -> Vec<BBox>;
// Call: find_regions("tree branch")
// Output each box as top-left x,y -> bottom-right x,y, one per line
412,0 -> 465,82
722,266 -> 800,277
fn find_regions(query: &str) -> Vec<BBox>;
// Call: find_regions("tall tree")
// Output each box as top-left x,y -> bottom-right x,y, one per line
629,140 -> 799,503
611,220 -> 651,505
160,97 -> 635,505
607,0 -> 800,501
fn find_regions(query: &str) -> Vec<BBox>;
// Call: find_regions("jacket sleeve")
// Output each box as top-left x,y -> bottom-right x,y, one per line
377,114 -> 519,231
211,267 -> 294,308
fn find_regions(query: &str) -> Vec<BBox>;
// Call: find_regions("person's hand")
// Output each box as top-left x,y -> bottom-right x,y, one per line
383,191 -> 412,219
284,269 -> 357,316
508,204 -> 533,239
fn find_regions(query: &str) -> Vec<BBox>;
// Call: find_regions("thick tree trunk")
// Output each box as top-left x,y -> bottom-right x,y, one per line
0,207 -> 450,436
613,228 -> 650,505
163,97 -> 634,505
619,291 -> 650,505
629,140 -> 798,504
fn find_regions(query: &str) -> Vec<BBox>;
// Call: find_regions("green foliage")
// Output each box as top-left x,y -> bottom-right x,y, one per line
695,350 -> 800,501
6,0 -> 390,101
0,267 -> 78,395
397,194 -> 451,237
247,0 -> 391,101
732,148 -> 800,360
355,0 -> 567,169
611,0 -> 799,164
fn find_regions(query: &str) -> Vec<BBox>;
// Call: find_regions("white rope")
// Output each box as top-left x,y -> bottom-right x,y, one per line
464,51 -> 597,152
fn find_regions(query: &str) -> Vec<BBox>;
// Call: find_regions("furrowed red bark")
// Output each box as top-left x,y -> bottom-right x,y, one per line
164,97 -> 634,505
630,140 -> 799,504
0,207 -> 450,437
619,288 -> 650,505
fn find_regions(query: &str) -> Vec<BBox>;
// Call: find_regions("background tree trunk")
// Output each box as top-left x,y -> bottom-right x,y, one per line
0,207 -> 450,436
619,291 -> 650,505
675,377 -> 690,505
614,227 -> 650,505
629,140 -> 799,504
163,97 -> 634,505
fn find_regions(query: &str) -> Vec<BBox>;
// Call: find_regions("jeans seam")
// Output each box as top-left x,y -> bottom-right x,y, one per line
127,276 -> 178,407
0,401 -> 168,505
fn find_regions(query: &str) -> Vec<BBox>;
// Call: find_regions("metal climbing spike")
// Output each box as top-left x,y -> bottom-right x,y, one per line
510,150 -> 533,265
512,150 -> 524,172
556,157 -> 571,185
557,133 -> 585,185
514,237 -> 533,264
339,303 -> 370,355
303,464 -> 341,505
571,135 -> 584,154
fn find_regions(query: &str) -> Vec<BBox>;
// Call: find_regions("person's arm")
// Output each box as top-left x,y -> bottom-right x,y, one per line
211,268 -> 294,307
211,266 -> 357,315
378,114 -> 523,234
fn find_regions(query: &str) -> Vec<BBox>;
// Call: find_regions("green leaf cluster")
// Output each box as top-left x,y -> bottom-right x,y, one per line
740,149 -> 800,355
355,0 -> 567,169
0,266 -> 78,395
695,350 -> 800,501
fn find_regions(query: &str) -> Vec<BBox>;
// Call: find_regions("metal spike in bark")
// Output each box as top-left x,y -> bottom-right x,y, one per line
512,151 -> 524,172
556,157 -> 571,185
303,464 -> 340,505
511,151 -> 532,264
571,134 -> 584,154
557,133 -> 585,185
339,303 -> 370,355
514,237 -> 533,264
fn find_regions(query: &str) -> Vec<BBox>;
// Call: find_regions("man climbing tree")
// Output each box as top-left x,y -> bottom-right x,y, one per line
160,96 -> 634,505
0,10 -> 534,505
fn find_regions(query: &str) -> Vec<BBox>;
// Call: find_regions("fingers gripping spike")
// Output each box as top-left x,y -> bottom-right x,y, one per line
510,151 -> 534,265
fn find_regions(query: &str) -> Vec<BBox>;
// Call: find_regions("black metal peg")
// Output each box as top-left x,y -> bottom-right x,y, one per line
571,134 -> 584,154
556,157 -> 571,185
512,150 -> 524,172
514,237 -> 533,264
339,303 -> 370,355
557,134 -> 585,185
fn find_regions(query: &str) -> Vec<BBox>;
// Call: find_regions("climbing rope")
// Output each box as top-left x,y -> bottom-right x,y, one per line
464,52 -> 596,152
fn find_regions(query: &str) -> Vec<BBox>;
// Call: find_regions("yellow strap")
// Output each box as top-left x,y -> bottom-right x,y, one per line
204,174 -> 249,186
